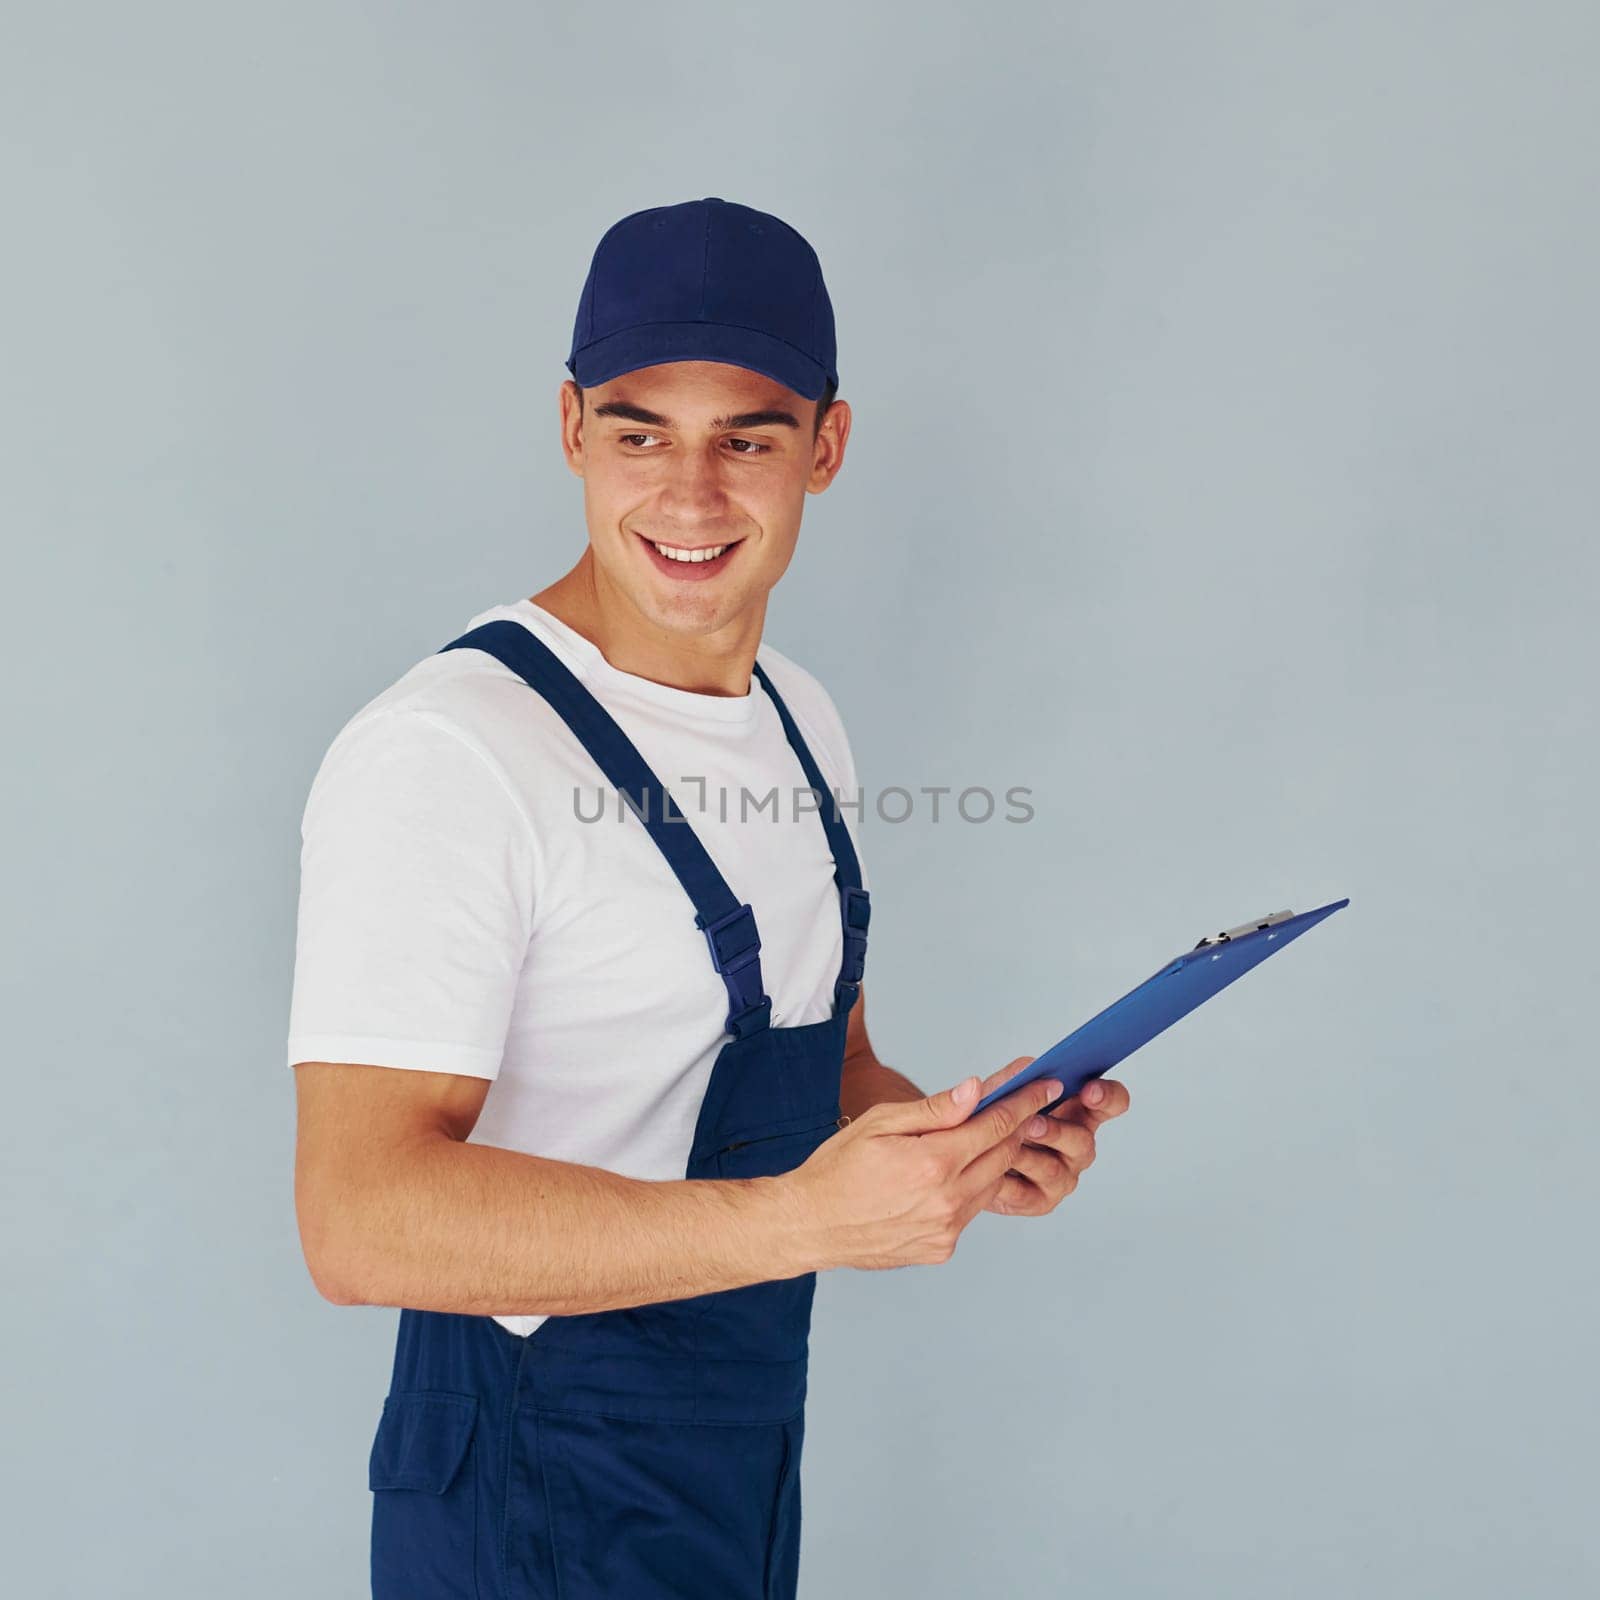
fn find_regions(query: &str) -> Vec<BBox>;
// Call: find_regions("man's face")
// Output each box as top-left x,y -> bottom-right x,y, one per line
560,360 -> 848,638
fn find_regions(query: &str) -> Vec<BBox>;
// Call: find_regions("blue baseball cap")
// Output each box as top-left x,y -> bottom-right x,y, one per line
565,197 -> 838,402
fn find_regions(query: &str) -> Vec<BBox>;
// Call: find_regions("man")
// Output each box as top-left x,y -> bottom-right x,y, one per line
288,196 -> 1129,1600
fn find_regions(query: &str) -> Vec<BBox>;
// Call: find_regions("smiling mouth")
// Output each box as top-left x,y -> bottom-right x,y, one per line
643,536 -> 736,562
632,530 -> 745,577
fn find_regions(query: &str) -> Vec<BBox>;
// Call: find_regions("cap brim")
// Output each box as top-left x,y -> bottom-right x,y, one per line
567,320 -> 832,401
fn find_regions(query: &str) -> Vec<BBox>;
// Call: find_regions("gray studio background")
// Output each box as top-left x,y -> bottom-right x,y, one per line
5,3 -> 1597,1595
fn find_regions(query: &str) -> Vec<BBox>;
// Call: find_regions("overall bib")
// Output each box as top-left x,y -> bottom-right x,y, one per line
366,620 -> 872,1600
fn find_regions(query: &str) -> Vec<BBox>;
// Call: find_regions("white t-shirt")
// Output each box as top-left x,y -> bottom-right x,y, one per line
286,597 -> 868,1338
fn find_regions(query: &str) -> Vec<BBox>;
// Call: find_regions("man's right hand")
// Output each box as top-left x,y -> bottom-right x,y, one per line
782,1061 -> 1065,1272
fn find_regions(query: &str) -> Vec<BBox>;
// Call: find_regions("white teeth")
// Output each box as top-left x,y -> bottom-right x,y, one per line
652,541 -> 728,563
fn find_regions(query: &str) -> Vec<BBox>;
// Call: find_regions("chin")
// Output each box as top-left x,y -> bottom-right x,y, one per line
646,589 -> 741,636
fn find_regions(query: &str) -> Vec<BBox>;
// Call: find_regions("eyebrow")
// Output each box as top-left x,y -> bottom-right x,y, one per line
592,400 -> 801,431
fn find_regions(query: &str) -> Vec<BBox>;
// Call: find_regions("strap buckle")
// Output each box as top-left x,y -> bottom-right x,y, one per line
838,886 -> 871,986
695,903 -> 771,1039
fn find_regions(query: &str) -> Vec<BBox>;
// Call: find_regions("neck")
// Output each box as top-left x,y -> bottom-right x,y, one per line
530,550 -> 766,698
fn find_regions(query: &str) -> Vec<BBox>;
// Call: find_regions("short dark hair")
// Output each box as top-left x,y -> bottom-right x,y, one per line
573,378 -> 838,437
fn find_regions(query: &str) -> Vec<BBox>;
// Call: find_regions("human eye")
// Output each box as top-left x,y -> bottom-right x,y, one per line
618,432 -> 664,449
726,437 -> 770,456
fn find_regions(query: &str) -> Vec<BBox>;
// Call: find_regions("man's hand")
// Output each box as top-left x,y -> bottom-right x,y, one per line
780,1070 -> 1067,1272
972,1057 -> 1132,1217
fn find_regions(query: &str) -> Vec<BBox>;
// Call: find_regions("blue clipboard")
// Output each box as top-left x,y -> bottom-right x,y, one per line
972,897 -> 1351,1116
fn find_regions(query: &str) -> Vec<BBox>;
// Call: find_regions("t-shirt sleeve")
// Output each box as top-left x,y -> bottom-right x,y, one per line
285,707 -> 538,1077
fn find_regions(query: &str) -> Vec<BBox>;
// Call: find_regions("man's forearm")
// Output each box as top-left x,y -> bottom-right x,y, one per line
840,1054 -> 924,1121
313,1137 -> 821,1317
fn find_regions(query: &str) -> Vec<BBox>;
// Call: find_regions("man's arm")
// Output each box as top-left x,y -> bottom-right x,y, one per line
839,985 -> 924,1120
292,1060 -> 818,1316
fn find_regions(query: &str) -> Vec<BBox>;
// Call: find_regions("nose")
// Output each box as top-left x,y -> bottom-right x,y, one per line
655,441 -> 729,521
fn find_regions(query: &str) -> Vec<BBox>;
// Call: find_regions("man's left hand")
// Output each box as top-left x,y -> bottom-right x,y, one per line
977,1060 -> 1131,1217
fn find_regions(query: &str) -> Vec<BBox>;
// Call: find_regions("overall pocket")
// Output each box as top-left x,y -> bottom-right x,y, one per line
524,1405 -> 800,1600
714,1115 -> 847,1179
368,1389 -> 479,1600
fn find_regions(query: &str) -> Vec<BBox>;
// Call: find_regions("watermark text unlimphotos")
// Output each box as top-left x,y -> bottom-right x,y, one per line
572,779 -> 1035,826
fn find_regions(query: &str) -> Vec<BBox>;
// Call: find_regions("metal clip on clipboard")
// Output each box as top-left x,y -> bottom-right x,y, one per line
1193,909 -> 1297,949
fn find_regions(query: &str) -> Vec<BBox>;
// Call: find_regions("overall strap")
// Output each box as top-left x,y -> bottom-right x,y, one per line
438,621 -> 772,1039
750,661 -> 872,1016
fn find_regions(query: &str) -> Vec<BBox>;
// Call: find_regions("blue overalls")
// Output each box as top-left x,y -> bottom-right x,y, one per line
366,620 -> 871,1600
